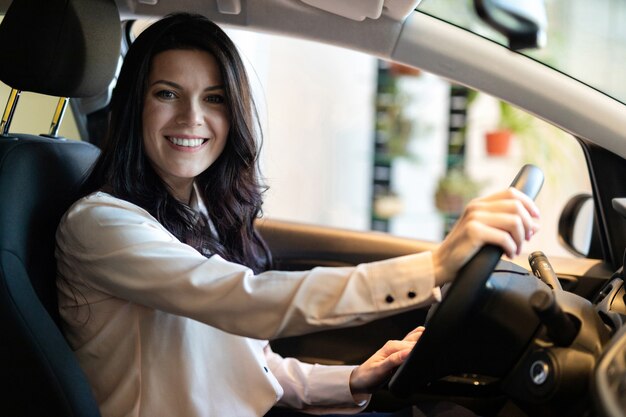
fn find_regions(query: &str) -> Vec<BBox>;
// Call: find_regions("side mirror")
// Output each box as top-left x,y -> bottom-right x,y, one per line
558,194 -> 601,258
474,0 -> 547,50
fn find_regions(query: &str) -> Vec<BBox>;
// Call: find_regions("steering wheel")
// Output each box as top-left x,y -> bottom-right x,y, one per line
388,164 -> 544,396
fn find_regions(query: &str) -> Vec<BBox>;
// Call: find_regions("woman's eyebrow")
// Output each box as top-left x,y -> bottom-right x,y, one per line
150,79 -> 225,91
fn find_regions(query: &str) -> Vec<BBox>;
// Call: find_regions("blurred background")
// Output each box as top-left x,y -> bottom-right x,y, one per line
225,0 -> 626,258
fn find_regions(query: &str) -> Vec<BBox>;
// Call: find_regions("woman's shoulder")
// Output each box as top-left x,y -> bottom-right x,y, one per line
60,191 -> 157,233
57,191 -> 182,262
70,191 -> 150,215
57,191 -> 172,251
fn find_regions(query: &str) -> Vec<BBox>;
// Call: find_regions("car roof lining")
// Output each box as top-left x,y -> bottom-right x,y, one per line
115,0 -> 408,57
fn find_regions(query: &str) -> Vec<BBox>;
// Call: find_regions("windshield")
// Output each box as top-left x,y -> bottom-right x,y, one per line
418,0 -> 626,104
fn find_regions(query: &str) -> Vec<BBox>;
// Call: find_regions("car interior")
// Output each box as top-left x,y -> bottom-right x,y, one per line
1,0 -> 626,417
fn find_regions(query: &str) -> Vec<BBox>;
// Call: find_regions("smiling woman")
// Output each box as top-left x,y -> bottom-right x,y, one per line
54,11 -> 539,417
82,13 -> 269,272
142,49 -> 229,203
2,1 -> 626,417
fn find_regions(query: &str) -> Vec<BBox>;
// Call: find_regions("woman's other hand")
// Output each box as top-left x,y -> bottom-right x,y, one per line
433,187 -> 541,286
349,326 -> 425,395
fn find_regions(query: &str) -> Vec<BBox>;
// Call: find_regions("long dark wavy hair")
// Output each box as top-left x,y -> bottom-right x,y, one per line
83,13 -> 271,273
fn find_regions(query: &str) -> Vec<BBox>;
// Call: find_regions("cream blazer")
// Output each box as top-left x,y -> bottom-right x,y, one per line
55,191 -> 440,417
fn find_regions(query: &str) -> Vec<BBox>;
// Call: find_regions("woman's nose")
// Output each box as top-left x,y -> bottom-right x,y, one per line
176,100 -> 204,126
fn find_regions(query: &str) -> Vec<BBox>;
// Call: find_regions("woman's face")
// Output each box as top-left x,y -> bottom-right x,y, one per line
142,48 -> 230,202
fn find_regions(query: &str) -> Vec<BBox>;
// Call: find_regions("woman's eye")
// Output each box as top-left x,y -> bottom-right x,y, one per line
155,90 -> 177,99
206,94 -> 225,104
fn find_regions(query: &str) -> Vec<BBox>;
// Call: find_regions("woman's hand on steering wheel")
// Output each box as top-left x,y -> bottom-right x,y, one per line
349,326 -> 426,395
432,187 -> 541,286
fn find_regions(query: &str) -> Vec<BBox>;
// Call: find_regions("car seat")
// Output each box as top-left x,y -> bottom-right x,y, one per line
0,0 -> 120,416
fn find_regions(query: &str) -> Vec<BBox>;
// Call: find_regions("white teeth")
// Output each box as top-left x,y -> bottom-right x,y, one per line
168,137 -> 205,147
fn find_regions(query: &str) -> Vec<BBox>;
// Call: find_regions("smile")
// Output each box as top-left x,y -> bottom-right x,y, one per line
167,137 -> 208,147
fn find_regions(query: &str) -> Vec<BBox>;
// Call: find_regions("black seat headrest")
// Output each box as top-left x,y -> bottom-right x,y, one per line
0,0 -> 121,98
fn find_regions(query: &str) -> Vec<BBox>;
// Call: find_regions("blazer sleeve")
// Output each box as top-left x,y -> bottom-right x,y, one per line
264,344 -> 370,414
56,193 -> 441,340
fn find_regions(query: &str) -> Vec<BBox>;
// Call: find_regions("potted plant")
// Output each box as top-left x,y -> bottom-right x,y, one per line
434,169 -> 482,214
388,61 -> 422,77
373,191 -> 404,219
485,100 -> 534,156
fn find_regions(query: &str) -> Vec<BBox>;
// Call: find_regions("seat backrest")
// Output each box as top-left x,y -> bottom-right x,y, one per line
0,0 -> 120,415
0,135 -> 101,416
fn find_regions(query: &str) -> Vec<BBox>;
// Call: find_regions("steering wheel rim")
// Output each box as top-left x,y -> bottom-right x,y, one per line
388,164 -> 544,396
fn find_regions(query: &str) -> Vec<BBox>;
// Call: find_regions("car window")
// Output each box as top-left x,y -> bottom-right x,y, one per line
225,27 -> 592,259
419,0 -> 626,105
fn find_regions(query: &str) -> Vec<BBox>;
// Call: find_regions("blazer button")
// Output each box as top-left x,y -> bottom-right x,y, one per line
407,291 -> 416,299
385,295 -> 395,303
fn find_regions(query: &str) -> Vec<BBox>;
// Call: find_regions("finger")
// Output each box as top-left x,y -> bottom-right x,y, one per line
403,331 -> 424,343
465,211 -> 525,250
403,326 -> 425,342
370,348 -> 413,379
466,199 -> 539,241
508,187 -> 541,219
465,220 -> 518,258
382,348 -> 413,369
478,187 -> 541,219
380,340 -> 417,356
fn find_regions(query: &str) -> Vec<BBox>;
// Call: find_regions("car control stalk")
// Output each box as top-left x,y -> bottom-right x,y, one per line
530,290 -> 579,347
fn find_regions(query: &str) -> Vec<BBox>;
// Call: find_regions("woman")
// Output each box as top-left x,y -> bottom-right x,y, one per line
56,13 -> 540,417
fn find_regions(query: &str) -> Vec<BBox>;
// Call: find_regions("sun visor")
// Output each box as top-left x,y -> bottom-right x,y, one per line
299,0 -> 421,22
0,0 -> 121,98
